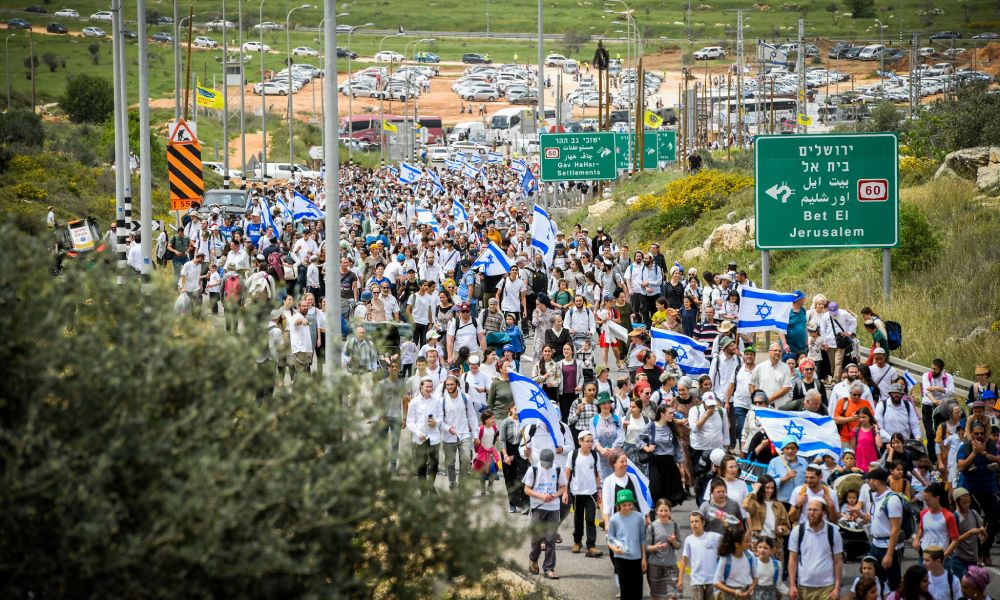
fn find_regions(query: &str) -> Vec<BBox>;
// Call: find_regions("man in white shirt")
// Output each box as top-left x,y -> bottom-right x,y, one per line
710,335 -> 743,445
223,239 -> 250,280
564,432 -> 603,557
447,302 -> 486,364
406,280 -> 438,346
564,295 -> 596,350
876,383 -> 922,443
523,448 -> 567,579
418,252 -> 443,283
731,345 -> 757,438
690,392 -> 727,487
288,298 -> 314,381
788,498 -> 844,600
439,375 -> 479,489
377,283 -> 400,321
788,465 -> 841,524
178,253 -> 205,316
461,355 -> 492,413
868,348 -> 897,400
406,378 -> 443,494
831,363 -> 874,405
497,266 -> 526,318
867,467 -> 904,590
818,301 -> 857,382
749,342 -> 793,407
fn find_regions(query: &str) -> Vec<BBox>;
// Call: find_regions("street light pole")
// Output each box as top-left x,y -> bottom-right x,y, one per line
5,34 -> 14,111
173,0 -> 181,119
346,23 -> 373,166
111,0 -> 126,282
222,0 -> 230,190
378,32 -> 402,167
238,0 -> 247,183
322,0 -> 341,374
259,0 -> 267,181
137,0 -> 154,290
286,4 -> 312,168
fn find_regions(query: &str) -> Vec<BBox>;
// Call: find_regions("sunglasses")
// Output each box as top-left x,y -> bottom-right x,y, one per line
802,368 -> 815,372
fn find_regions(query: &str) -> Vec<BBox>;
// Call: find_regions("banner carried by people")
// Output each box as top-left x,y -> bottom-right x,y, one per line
509,371 -> 563,448
649,328 -> 710,375
754,408 -> 842,458
737,286 -> 799,334
471,242 -> 511,276
530,203 -> 555,267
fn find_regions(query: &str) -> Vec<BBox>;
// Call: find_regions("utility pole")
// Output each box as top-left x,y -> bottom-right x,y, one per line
238,0 -> 247,183
118,2 -> 132,250
909,33 -> 919,119
137,0 -> 154,290
111,0 -> 126,283
736,10 -> 744,148
222,0 -> 230,190
537,0 -> 545,206
173,0 -> 181,119
259,0 -> 267,181
796,18 -> 806,134
322,1 -> 341,374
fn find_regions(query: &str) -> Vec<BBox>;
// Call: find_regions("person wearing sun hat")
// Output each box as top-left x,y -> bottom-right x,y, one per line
968,364 -> 997,407
607,487 -> 648,600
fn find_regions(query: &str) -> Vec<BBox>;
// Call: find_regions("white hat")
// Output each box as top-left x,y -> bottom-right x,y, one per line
702,391 -> 718,407
577,430 -> 593,441
468,355 -> 481,365
709,448 -> 727,466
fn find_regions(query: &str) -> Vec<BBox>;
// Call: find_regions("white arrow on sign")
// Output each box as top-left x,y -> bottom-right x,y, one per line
765,183 -> 794,203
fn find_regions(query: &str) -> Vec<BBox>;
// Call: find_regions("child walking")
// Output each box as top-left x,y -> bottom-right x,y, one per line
752,537 -> 786,600
678,511 -> 723,600
714,526 -> 758,600
607,488 -> 648,600
646,499 -> 682,600
473,410 -> 501,496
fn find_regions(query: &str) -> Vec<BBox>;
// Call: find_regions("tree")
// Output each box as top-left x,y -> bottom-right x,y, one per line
61,74 -> 114,124
88,42 -> 101,65
22,55 -> 39,79
0,110 -> 44,147
826,2 -> 839,22
0,228 -> 518,599
562,31 -> 591,55
843,0 -> 875,18
864,100 -> 902,132
42,52 -> 60,73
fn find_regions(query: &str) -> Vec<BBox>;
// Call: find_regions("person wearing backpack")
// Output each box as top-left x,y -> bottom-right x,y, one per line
788,498 -> 844,600
867,467 -> 906,590
563,431 -> 603,558
923,547 -> 961,600
956,421 -> 1000,566
713,526 -> 758,600
523,448 -> 567,580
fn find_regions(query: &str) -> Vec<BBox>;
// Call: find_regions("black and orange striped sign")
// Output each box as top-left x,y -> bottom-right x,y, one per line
168,118 -> 204,211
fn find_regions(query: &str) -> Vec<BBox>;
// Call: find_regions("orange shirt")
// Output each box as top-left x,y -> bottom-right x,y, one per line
833,396 -> 875,442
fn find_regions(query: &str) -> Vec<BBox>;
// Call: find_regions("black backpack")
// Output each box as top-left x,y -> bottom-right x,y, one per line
885,321 -> 903,350
530,267 -> 547,294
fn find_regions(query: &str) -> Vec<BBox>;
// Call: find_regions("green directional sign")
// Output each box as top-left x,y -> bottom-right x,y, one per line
615,131 -> 676,169
539,132 -> 617,181
754,132 -> 899,250
656,130 -> 677,162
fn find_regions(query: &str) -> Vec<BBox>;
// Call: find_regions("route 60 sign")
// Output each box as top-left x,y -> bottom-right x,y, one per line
544,148 -> 560,159
857,179 -> 888,202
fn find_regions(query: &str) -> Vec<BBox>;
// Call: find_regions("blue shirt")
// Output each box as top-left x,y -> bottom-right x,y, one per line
957,442 -> 998,494
457,271 -> 476,304
245,222 -> 264,247
786,307 -> 808,354
766,455 -> 809,503
608,510 -> 646,560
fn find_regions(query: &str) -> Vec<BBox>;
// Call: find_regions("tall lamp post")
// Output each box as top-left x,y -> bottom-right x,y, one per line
5,34 -> 14,111
875,19 -> 885,93
378,31 -> 403,167
345,23 -> 373,166
258,0 -> 267,180
286,4 -> 312,167
173,0 -> 180,118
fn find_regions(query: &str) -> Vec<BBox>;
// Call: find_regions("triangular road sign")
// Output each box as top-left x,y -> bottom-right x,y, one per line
168,119 -> 198,146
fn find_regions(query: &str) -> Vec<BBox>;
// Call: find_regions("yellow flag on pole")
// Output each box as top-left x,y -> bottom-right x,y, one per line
382,119 -> 398,133
195,80 -> 225,109
797,113 -> 813,127
643,110 -> 664,129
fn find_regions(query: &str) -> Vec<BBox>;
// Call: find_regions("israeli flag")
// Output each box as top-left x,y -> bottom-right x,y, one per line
903,371 -> 917,391
520,168 -> 538,199
386,164 -> 399,177
509,371 -> 563,448
258,198 -> 281,239
429,169 -> 446,195
451,199 -> 469,222
462,163 -> 480,180
415,208 -> 439,233
624,457 -> 653,515
445,159 -> 463,172
453,150 -> 468,163
472,241 -> 511,276
292,191 -> 325,221
649,328 -> 710,376
399,162 -> 422,185
275,194 -> 294,221
754,408 -> 842,459
511,158 -> 527,175
468,152 -> 483,165
737,286 -> 798,334
530,203 -> 556,267
487,151 -> 503,164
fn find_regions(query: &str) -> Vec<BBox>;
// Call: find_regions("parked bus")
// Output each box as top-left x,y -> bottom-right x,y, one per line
715,98 -> 797,128
339,115 -> 443,145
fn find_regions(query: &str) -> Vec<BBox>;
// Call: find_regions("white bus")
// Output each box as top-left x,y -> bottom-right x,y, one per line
715,98 -> 798,128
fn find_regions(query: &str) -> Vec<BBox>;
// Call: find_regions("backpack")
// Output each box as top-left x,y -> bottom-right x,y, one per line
872,490 -> 916,542
885,321 -> 903,350
793,522 -> 836,564
568,447 -> 600,489
722,550 -> 759,584
267,251 -> 285,279
530,267 -> 548,294
223,274 -> 243,302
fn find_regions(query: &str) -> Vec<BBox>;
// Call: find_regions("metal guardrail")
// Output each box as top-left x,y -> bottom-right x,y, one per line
858,347 -> 973,401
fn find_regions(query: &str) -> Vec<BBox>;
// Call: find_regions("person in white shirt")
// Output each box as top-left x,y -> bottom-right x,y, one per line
564,295 -> 596,350
305,255 -> 321,295
287,298 -> 315,381
523,448 -> 567,579
223,240 -> 250,279
46,206 -> 56,228
818,301 -> 857,383
788,498 -> 844,600
418,252 -> 443,283
126,234 -> 143,273
439,375 -> 479,489
923,546 -> 962,600
563,431 -> 603,557
461,356 -> 492,413
732,345 -> 757,439
831,363 -> 875,405
689,392 -> 726,485
205,260 -> 223,314
709,335 -> 742,423
921,358 -> 955,465
407,281 -> 438,347
876,383 -> 922,442
497,266 -> 526,318
787,465 -> 841,524
292,232 -> 319,264
868,348 -> 898,400
678,510 -> 723,600
749,342 -> 793,407
866,467 -> 904,590
178,253 -> 205,315
447,303 -> 486,364
406,378 -> 443,494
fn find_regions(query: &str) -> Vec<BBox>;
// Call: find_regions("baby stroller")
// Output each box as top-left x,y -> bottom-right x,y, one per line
834,474 -> 868,562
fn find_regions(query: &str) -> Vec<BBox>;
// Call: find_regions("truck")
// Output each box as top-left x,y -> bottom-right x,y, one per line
447,121 -> 487,143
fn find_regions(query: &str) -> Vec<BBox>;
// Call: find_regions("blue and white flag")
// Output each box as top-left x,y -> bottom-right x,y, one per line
445,159 -> 463,172
511,158 -> 527,175
754,408 -> 842,459
509,371 -> 563,449
649,328 -> 710,375
471,241 -> 511,276
530,203 -> 556,267
453,150 -> 468,163
624,457 -> 653,515
386,164 -> 399,177
520,168 -> 538,198
737,286 -> 798,334
487,151 -> 503,164
399,162 -> 422,185
429,169 -> 445,195
462,163 -> 480,180
415,207 -> 439,232
468,152 -> 483,165
903,371 -> 917,391
275,194 -> 294,221
451,198 -> 469,222
292,191 -> 325,221
258,198 -> 281,239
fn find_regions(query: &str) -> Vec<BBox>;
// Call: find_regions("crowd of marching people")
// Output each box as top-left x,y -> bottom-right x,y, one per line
149,155 -> 1000,600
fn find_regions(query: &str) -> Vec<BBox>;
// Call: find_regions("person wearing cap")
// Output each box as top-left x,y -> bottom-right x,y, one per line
950,487 -> 984,579
817,300 -> 857,383
788,498 -> 844,600
875,383 -> 922,443
406,377 -> 444,495
523,448 -> 567,580
968,364 -> 996,407
867,347 -> 897,401
564,431 -> 604,558
446,302 -> 486,365
765,437 -> 809,504
607,488 -> 648,600
921,358 -> 955,465
709,334 -> 744,437
957,420 -> 1000,565
867,467 -> 905,589
830,363 -> 873,405
749,342 -> 794,408
689,391 -> 727,497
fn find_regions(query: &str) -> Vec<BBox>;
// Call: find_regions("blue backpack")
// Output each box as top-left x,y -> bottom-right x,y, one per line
885,321 -> 902,350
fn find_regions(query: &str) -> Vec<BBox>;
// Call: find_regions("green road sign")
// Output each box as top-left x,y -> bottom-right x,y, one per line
754,132 -> 899,250
614,131 -> 677,170
656,130 -> 677,162
539,132 -> 617,181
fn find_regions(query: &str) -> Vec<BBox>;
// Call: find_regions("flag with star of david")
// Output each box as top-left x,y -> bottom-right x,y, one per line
509,371 -> 563,448
649,328 -> 710,376
737,286 -> 799,334
753,407 -> 842,459
471,241 -> 511,277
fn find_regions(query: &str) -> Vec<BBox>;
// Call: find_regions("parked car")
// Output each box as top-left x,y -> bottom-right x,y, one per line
151,15 -> 173,25
693,46 -> 726,60
7,18 -> 31,30
206,19 -> 235,29
972,32 -> 999,39
374,50 -> 404,62
46,22 -> 68,34
254,82 -> 289,96
929,31 -> 961,40
24,5 -> 46,13
335,47 -> 357,59
81,26 -> 106,37
335,24 -> 355,32
54,8 -> 79,17
121,29 -> 137,40
89,11 -> 113,22
428,146 -> 450,162
918,47 -> 936,57
151,32 -> 174,43
242,41 -> 270,52
844,46 -> 865,60
943,47 -> 967,57
462,52 -> 491,64
461,88 -> 499,101
193,36 -> 219,48
827,42 -> 852,59
254,21 -> 282,31
414,51 -> 440,63
510,91 -> 538,105
545,53 -> 568,66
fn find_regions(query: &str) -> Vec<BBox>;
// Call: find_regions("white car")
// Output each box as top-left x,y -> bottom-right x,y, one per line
254,21 -> 282,31
89,11 -> 113,22
206,19 -> 235,29
242,41 -> 270,52
374,51 -> 404,62
202,162 -> 243,179
292,46 -> 319,57
545,53 -> 568,66
54,8 -> 79,17
428,147 -> 450,162
254,82 -> 289,96
82,27 -> 107,37
194,36 -> 219,48
693,46 -> 726,60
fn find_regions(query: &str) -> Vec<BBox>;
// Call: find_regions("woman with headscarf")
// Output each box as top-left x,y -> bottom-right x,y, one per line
591,395 -> 626,480
670,376 -> 696,485
531,294 -> 557,359
960,565 -> 991,600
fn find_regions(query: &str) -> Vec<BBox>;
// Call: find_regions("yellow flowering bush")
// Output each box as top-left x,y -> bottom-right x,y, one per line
10,182 -> 48,201
630,169 -> 753,214
899,155 -> 938,186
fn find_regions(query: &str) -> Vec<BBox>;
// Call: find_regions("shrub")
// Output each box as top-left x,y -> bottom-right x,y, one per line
892,202 -> 940,275
61,74 -> 114,124
0,110 -> 45,147
10,182 -> 47,201
899,155 -> 937,187
629,169 -> 753,237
